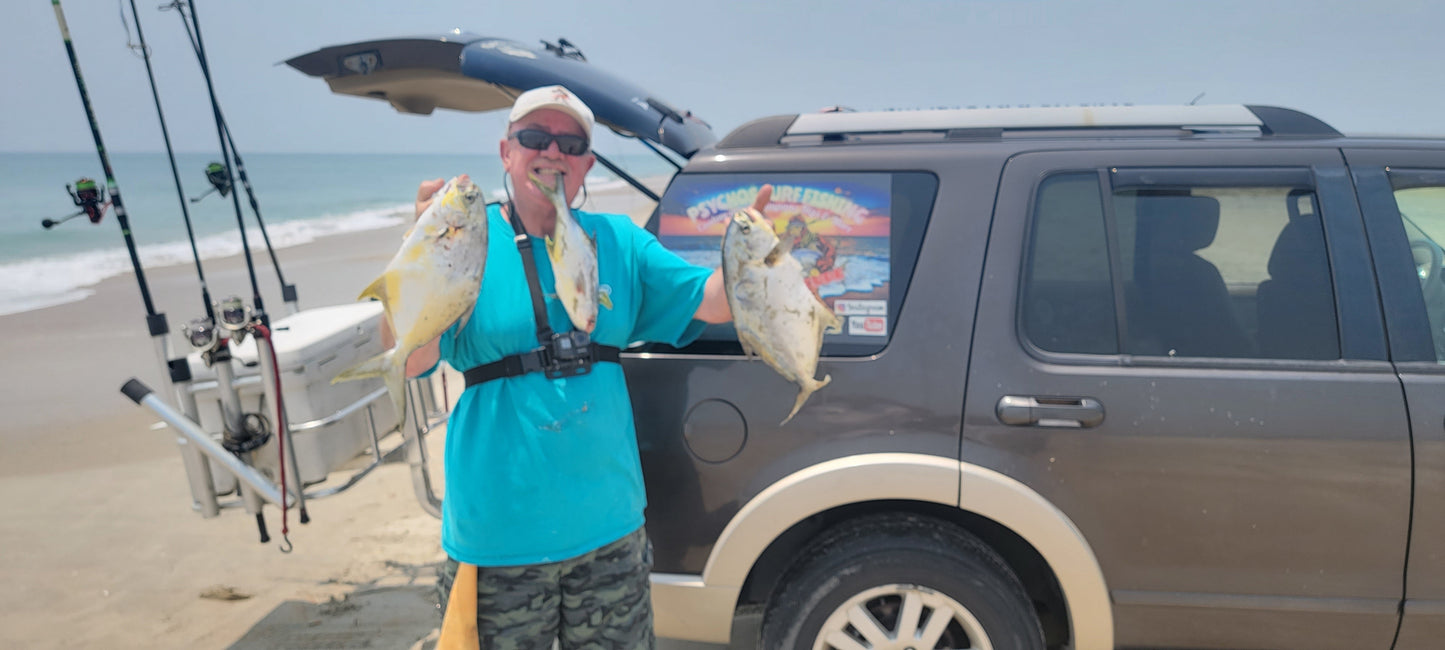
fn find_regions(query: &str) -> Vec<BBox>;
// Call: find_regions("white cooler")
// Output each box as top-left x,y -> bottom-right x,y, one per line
183,302 -> 399,489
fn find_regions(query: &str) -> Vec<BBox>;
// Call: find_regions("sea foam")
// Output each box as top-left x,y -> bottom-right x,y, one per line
0,205 -> 409,317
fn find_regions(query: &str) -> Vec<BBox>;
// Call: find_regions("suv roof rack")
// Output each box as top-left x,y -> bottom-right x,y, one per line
715,105 -> 1340,149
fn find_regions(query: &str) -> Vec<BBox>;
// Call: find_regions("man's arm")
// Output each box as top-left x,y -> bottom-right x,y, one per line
691,184 -> 773,324
381,317 -> 441,378
693,269 -> 730,323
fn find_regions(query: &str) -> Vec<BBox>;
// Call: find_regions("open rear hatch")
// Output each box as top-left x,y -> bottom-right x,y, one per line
285,33 -> 715,161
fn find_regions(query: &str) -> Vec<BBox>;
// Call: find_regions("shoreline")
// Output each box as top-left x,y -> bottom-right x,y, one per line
0,173 -> 668,320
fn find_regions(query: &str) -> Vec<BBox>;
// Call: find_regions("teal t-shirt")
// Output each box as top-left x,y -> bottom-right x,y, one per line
437,203 -> 711,566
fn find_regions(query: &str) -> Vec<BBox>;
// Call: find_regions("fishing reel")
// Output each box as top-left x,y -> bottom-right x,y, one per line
184,317 -> 218,351
69,177 -> 107,223
189,161 -> 232,203
185,296 -> 254,362
41,178 -> 109,230
217,296 -> 253,344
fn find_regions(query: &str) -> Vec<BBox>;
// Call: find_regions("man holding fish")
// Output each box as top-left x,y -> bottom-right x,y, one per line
345,85 -> 836,648
382,85 -> 763,649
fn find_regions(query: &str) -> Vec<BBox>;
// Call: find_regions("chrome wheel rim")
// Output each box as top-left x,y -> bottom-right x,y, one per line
810,583 -> 990,650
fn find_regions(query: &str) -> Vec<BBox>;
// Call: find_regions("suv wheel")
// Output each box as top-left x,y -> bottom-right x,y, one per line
760,514 -> 1044,650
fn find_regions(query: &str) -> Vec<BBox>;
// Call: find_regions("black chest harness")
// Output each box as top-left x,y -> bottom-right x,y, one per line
462,204 -> 619,388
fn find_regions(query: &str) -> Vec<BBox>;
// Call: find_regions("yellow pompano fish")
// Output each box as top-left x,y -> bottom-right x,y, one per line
722,208 -> 842,424
529,172 -> 607,333
332,176 -> 489,426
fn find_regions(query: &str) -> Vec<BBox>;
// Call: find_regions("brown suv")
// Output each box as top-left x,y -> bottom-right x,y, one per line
288,34 -> 1445,649
627,105 -> 1445,650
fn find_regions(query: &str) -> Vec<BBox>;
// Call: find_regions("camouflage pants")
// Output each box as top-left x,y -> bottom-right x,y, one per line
436,526 -> 655,650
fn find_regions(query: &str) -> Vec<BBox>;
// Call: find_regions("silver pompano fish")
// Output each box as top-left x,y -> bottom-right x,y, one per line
723,208 -> 842,424
530,172 -> 604,332
333,176 -> 488,425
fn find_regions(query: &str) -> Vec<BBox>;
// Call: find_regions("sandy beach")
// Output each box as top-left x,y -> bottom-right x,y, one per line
0,179 -> 725,649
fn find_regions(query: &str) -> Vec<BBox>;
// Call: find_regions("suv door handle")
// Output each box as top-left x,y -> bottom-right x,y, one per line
996,395 -> 1105,428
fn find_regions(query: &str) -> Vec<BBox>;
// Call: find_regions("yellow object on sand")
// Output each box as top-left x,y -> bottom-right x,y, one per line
438,562 -> 480,650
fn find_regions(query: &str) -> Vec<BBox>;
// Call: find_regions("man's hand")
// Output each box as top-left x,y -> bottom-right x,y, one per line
750,183 -> 773,214
694,184 -> 774,324
414,175 -> 468,221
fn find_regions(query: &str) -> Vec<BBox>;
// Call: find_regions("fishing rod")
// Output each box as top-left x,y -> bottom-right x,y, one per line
124,0 -> 213,323
171,0 -> 267,323
49,0 -> 177,396
182,0 -> 320,540
163,0 -> 298,314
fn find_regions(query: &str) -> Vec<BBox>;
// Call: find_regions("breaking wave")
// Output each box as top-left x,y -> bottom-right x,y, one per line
0,205 -> 409,317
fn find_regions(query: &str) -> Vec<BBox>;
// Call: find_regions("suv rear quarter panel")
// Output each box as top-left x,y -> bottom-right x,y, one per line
626,144 -> 1009,575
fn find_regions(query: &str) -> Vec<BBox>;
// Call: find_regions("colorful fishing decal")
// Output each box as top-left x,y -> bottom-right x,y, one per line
658,175 -> 892,332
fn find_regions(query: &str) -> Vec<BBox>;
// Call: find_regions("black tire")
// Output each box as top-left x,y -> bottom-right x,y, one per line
760,514 -> 1044,650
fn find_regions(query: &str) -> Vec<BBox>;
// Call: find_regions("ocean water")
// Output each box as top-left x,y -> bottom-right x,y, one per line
0,151 -> 672,316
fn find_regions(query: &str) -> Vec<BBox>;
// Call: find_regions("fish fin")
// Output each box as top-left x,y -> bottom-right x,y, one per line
763,236 -> 794,267
384,358 -> 408,434
781,374 -> 831,425
334,349 -> 409,428
817,299 -> 844,335
739,337 -> 757,360
358,274 -> 387,304
333,349 -> 389,383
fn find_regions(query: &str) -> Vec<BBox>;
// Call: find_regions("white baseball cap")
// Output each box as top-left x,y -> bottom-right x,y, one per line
508,85 -> 595,139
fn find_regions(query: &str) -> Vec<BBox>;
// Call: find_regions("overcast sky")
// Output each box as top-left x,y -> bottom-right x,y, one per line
5,0 -> 1441,154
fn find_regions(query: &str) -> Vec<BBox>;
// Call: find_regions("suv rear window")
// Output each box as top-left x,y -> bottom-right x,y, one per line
1023,169 -> 1340,360
650,171 -> 937,356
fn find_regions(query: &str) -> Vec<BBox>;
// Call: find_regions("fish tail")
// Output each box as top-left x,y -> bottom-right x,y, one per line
781,374 -> 831,425
358,275 -> 387,303
331,349 -> 409,428
384,360 -> 409,432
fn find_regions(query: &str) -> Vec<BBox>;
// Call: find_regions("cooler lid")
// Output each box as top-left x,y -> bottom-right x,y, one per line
285,32 -> 716,158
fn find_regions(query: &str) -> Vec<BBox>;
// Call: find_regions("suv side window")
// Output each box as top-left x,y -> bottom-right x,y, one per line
1386,170 -> 1445,360
1022,168 -> 1340,360
1023,173 -> 1118,354
651,171 -> 937,356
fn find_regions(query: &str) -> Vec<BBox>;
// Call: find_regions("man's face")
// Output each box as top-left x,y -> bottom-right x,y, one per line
501,108 -> 595,207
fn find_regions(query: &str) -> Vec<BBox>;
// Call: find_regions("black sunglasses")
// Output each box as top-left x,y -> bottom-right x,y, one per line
509,129 -> 590,156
